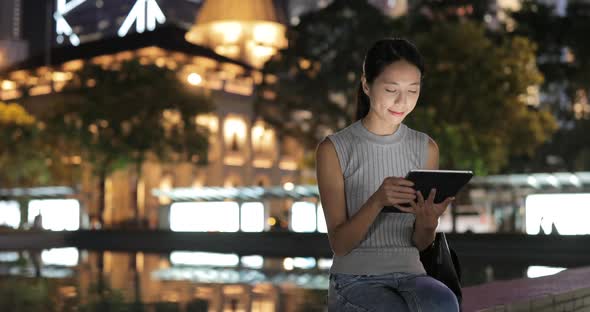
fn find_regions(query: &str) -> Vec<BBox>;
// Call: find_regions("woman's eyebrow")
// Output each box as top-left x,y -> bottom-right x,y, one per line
383,81 -> 421,86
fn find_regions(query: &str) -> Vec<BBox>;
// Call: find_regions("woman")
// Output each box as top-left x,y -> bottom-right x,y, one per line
316,38 -> 460,311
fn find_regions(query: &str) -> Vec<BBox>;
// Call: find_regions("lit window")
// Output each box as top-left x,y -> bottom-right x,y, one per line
254,176 -> 270,187
290,202 -> 316,233
224,176 -> 242,188
293,257 -> 316,269
192,178 -> 204,188
0,201 -> 20,229
170,251 -> 239,267
526,194 -> 590,235
159,174 -> 174,205
223,116 -> 247,152
240,202 -> 265,232
0,252 -> 19,262
28,199 -> 80,231
170,202 -> 239,232
195,114 -> 219,134
42,247 -> 79,266
241,255 -> 263,269
251,120 -> 275,155
283,257 -> 316,270
283,257 -> 294,270
318,258 -> 333,270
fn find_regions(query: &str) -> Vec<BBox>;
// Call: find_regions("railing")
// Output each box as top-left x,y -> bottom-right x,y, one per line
2,231 -> 590,267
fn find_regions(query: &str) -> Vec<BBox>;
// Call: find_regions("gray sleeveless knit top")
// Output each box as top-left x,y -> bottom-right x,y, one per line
326,119 -> 430,275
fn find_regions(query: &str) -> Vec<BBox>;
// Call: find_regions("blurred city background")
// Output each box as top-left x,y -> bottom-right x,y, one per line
0,0 -> 589,311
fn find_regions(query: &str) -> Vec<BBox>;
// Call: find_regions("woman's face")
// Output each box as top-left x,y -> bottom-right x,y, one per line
363,60 -> 421,123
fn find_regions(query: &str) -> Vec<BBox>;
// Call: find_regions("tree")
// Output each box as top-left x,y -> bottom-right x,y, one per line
256,1 -> 556,175
50,60 -> 213,225
0,107 -> 80,187
0,278 -> 54,312
508,0 -> 590,171
556,1 -> 590,171
0,101 -> 44,187
566,1 -> 590,93
407,21 -> 556,174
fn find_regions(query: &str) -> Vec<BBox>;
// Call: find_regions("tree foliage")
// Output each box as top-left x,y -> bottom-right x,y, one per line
49,60 -> 214,222
52,60 -> 213,173
509,0 -> 590,171
0,102 -> 70,187
408,22 -> 555,174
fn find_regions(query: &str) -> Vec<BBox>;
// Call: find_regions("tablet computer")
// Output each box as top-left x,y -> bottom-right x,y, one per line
382,169 -> 474,213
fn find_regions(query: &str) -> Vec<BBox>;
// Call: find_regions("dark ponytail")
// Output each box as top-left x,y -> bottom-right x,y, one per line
356,38 -> 425,121
356,83 -> 371,121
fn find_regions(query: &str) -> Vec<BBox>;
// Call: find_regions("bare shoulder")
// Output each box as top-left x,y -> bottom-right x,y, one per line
316,136 -> 345,181
426,136 -> 439,170
316,137 -> 337,162
427,136 -> 439,154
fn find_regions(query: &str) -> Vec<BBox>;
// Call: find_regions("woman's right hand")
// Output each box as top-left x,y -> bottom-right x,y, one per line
372,177 -> 416,211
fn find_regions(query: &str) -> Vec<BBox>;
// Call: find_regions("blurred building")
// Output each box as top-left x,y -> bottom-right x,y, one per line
0,0 -> 310,229
0,0 -> 23,40
50,0 -> 203,48
4,0 -> 587,226
0,0 -> 28,70
18,1 -> 287,56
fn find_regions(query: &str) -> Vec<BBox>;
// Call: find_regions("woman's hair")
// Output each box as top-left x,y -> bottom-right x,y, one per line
356,38 -> 425,121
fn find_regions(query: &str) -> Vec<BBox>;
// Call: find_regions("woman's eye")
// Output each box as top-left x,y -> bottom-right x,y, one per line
409,90 -> 418,94
386,89 -> 397,93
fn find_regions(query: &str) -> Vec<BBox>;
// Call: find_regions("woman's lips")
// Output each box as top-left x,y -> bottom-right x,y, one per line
388,109 -> 404,117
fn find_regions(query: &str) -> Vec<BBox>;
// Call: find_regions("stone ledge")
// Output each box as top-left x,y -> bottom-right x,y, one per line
463,266 -> 590,312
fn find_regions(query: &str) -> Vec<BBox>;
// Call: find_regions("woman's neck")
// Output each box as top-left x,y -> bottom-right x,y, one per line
361,113 -> 401,136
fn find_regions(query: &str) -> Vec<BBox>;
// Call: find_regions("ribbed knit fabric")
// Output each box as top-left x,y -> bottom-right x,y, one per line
325,119 -> 430,275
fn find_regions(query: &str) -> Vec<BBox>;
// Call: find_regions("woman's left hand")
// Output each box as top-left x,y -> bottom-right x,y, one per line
394,188 -> 454,230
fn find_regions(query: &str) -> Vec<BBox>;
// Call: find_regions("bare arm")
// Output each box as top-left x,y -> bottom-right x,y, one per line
316,138 -> 416,256
316,138 -> 382,256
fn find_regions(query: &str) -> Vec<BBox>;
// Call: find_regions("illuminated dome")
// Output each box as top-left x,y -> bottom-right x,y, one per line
185,0 -> 288,68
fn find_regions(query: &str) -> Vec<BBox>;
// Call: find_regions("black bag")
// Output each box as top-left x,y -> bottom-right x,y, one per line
419,232 -> 463,305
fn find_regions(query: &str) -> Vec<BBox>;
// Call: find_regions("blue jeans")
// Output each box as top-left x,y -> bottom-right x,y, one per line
328,272 -> 460,312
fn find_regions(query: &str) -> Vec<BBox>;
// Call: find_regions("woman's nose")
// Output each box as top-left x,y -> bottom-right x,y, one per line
395,92 -> 407,106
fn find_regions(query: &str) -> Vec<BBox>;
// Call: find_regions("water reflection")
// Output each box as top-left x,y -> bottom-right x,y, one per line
0,249 -> 329,312
0,249 -> 571,312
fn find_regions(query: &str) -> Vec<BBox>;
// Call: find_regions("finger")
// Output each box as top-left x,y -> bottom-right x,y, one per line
436,197 -> 455,215
392,177 -> 414,187
408,198 -> 419,213
416,191 -> 425,205
443,196 -> 455,206
390,185 -> 417,194
428,188 -> 436,203
440,197 -> 455,209
393,204 -> 415,214
391,192 -> 417,200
